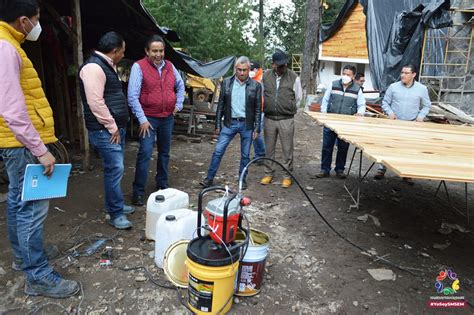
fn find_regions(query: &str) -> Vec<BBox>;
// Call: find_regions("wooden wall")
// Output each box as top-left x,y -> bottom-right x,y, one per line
321,3 -> 368,60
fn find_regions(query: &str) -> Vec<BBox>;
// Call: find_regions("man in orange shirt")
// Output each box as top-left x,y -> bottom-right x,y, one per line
249,61 -> 265,165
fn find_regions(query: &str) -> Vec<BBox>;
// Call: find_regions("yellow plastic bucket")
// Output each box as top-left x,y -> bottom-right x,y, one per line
186,236 -> 240,314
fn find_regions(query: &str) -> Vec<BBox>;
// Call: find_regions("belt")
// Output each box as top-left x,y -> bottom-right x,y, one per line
231,117 -> 246,122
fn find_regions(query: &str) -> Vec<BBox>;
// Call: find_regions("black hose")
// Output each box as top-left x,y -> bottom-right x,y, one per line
239,157 -> 418,276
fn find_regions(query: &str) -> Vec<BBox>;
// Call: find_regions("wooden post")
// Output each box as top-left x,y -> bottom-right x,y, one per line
72,0 -> 89,169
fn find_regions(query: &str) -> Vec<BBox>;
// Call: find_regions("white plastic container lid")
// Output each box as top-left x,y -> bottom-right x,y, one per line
205,196 -> 240,217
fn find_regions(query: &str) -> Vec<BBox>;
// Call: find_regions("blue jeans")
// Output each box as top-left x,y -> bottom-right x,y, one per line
133,115 -> 174,197
0,147 -> 53,281
252,113 -> 265,159
321,127 -> 350,173
88,128 -> 126,219
206,119 -> 253,180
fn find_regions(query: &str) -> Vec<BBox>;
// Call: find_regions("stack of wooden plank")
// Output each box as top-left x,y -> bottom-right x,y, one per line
306,112 -> 474,183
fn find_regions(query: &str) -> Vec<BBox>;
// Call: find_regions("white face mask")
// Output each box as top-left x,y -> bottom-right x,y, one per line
341,75 -> 352,85
25,18 -> 42,41
249,70 -> 256,78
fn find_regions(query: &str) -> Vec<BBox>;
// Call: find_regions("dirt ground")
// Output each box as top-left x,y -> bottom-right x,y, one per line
1,110 -> 473,315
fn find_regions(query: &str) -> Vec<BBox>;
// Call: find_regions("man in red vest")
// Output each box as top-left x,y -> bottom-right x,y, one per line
128,35 -> 185,206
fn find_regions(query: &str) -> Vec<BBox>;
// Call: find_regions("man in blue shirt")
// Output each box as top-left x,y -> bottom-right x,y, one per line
200,56 -> 262,189
375,64 -> 431,182
128,35 -> 185,206
317,65 -> 366,179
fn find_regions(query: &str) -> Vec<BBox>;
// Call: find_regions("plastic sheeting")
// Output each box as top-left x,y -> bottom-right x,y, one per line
320,0 -> 358,42
378,0 -> 452,91
80,0 -> 234,78
321,0 -> 452,92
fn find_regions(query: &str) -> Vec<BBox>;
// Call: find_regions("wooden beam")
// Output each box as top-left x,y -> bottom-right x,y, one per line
72,0 -> 89,169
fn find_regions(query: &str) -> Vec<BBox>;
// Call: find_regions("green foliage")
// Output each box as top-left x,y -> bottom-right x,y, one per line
264,0 -> 307,57
322,0 -> 346,25
142,0 -> 256,62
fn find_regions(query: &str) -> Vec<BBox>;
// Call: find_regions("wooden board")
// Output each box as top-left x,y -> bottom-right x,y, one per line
321,4 -> 369,60
305,112 -> 474,183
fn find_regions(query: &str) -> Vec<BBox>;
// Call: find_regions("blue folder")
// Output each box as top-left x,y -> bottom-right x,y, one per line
21,164 -> 72,201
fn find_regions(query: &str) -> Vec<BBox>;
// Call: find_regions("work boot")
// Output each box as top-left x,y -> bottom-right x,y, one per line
12,244 -> 59,271
200,178 -> 213,188
374,170 -> 385,180
315,171 -> 330,178
281,178 -> 292,188
25,271 -> 80,298
260,176 -> 273,185
335,171 -> 347,179
108,214 -> 132,230
132,195 -> 144,206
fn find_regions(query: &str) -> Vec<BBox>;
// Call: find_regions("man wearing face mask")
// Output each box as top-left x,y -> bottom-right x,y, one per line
128,35 -> 185,206
260,50 -> 302,188
317,65 -> 366,179
79,31 -> 135,229
0,0 -> 79,298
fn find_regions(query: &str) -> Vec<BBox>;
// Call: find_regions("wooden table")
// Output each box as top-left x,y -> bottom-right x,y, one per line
306,112 -> 474,218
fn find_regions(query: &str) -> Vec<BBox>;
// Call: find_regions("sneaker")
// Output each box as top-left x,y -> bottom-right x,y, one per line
122,205 -> 135,215
374,171 -> 385,180
108,214 -> 132,230
281,178 -> 292,188
132,195 -> 144,206
25,271 -> 80,298
260,176 -> 273,185
200,178 -> 213,188
315,171 -> 330,178
12,244 -> 60,271
335,171 -> 347,179
102,205 -> 135,215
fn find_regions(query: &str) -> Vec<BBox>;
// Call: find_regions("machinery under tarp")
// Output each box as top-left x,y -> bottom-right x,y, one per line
320,0 -> 453,92
80,0 -> 234,78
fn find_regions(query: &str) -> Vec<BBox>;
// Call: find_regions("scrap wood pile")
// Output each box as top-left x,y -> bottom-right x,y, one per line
426,103 -> 474,126
364,102 -> 473,126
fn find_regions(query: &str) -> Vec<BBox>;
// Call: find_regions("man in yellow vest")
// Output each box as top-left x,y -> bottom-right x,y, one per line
0,0 -> 79,298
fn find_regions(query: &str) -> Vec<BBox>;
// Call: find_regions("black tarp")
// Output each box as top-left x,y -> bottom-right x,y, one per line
367,0 -> 451,91
320,0 -> 452,92
320,0 -> 358,42
80,0 -> 234,78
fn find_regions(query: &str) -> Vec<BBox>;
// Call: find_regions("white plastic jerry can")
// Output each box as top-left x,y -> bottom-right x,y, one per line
154,208 -> 205,269
145,188 -> 189,240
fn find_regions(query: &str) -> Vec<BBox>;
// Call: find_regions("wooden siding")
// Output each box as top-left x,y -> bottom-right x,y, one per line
321,3 -> 368,60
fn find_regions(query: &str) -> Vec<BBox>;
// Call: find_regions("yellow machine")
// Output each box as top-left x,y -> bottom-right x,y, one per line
187,74 -> 216,103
